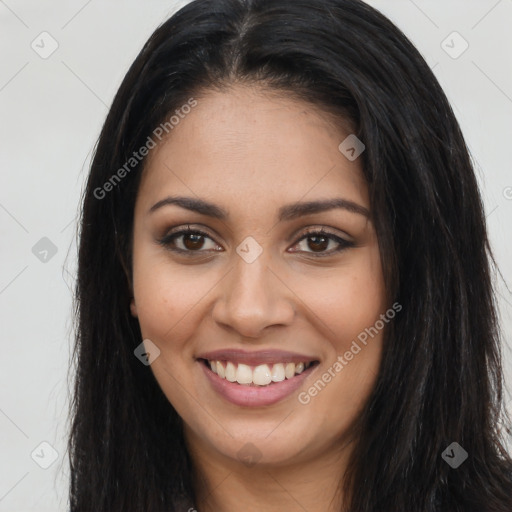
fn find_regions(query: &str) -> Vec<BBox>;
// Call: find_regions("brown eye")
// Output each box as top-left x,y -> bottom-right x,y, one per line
291,229 -> 354,256
159,228 -> 221,254
182,233 -> 206,250
306,235 -> 330,252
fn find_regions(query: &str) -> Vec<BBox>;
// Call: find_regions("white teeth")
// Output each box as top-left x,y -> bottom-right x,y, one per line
225,361 -> 237,382
285,362 -> 295,379
208,360 -> 313,386
253,364 -> 272,386
236,363 -> 253,385
271,363 -> 285,382
216,360 -> 225,378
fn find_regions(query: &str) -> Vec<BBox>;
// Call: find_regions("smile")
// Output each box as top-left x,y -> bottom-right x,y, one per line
204,359 -> 315,386
197,351 -> 320,407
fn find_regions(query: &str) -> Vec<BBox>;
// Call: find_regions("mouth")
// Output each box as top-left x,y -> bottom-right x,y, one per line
197,352 -> 320,407
199,358 -> 318,386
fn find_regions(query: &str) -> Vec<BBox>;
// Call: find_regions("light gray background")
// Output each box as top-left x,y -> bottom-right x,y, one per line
1,1 -> 511,510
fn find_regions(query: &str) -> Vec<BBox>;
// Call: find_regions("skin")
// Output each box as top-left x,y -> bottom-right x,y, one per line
130,84 -> 387,512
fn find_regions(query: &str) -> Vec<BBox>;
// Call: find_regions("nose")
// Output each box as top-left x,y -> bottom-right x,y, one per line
212,254 -> 295,338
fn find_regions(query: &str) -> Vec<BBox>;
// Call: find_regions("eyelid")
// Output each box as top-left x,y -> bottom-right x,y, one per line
293,225 -> 354,243
163,224 -> 216,239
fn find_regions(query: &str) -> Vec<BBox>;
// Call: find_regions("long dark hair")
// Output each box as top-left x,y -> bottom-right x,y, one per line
69,0 -> 512,510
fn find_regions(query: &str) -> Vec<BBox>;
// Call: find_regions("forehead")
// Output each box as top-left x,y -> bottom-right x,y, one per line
137,85 -> 368,214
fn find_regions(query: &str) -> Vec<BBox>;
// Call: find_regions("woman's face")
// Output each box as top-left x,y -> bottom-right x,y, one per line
130,84 -> 386,468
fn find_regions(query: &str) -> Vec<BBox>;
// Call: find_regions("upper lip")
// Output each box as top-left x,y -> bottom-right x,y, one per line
197,349 -> 318,366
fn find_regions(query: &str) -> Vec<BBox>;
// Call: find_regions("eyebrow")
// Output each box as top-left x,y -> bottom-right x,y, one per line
148,195 -> 370,220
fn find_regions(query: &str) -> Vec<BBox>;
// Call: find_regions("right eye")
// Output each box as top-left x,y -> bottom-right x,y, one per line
158,226 -> 223,255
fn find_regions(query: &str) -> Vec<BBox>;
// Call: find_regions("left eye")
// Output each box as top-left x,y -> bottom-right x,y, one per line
290,230 -> 353,255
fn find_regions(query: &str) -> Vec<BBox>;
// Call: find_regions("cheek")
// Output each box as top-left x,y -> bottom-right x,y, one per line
131,257 -> 209,409
297,253 -> 385,346
294,251 -> 385,412
131,251 -> 212,346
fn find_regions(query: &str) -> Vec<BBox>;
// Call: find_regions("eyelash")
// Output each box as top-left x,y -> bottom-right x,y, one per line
157,225 -> 354,258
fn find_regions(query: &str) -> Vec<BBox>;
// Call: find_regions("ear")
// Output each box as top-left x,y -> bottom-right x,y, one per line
130,297 -> 138,317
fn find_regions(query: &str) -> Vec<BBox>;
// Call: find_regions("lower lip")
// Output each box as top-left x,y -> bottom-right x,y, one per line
199,361 -> 317,407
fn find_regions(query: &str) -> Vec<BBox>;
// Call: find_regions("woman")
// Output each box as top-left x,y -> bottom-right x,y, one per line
69,0 -> 512,510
